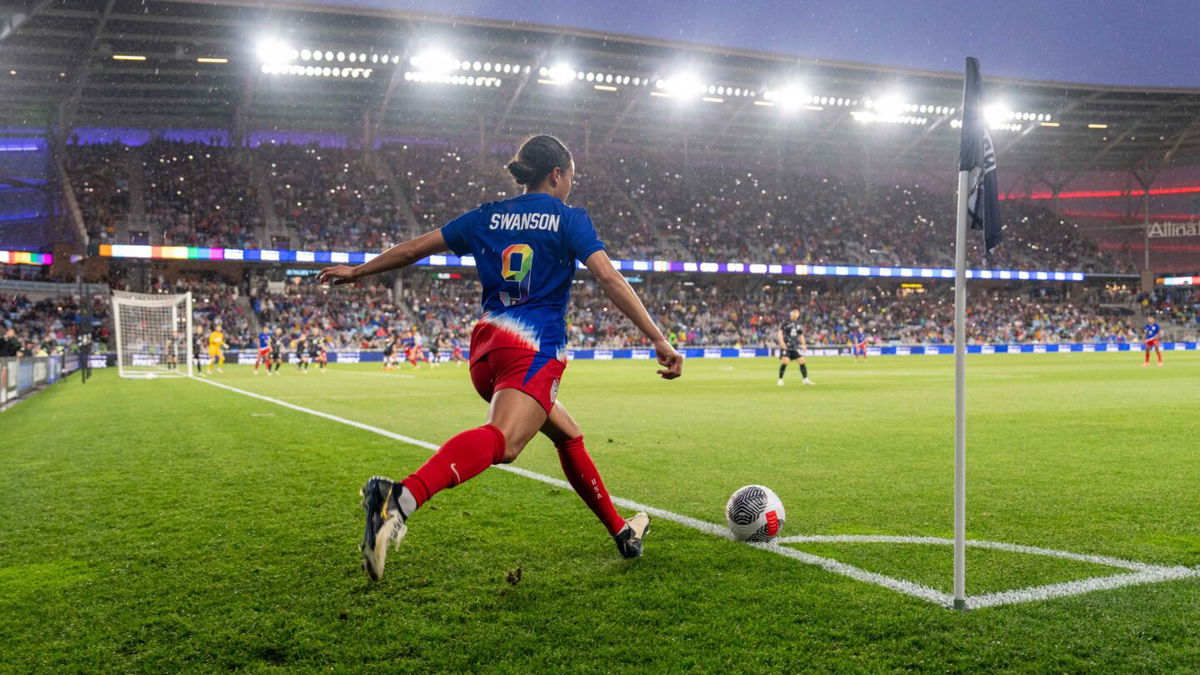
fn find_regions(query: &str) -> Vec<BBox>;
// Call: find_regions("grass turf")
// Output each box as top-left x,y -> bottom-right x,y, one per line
1,353 -> 1197,671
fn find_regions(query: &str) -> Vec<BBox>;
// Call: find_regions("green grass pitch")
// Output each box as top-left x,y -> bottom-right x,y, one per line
2,353 -> 1198,671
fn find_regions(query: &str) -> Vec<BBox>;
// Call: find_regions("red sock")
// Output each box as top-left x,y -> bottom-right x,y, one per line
1157,350 -> 1163,363
403,425 -> 506,508
1145,349 -> 1150,363
556,436 -> 626,537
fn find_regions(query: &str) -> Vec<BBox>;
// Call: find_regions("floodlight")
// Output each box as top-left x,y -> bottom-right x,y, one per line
659,72 -> 704,98
984,103 -> 1012,126
546,63 -> 575,83
410,50 -> 460,75
256,39 -> 295,65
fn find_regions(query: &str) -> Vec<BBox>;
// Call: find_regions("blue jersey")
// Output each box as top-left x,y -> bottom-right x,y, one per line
1144,323 -> 1160,340
441,192 -> 605,359
258,332 -> 270,349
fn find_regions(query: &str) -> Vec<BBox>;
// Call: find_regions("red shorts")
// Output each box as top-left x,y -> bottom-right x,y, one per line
1145,338 -> 1160,349
470,348 -> 565,414
258,347 -> 270,357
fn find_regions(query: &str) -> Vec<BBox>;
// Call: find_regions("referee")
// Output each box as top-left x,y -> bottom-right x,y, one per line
777,309 -> 814,386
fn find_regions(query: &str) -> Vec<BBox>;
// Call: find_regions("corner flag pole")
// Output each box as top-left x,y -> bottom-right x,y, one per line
954,56 -> 1004,612
953,165 -> 969,612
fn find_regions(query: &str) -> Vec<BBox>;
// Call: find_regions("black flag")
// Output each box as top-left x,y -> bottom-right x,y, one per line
959,57 -> 1003,256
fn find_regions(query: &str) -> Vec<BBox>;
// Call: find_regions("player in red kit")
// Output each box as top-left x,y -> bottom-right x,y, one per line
319,134 -> 683,581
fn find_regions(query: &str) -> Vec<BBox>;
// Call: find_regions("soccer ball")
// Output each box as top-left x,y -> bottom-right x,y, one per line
725,485 -> 786,542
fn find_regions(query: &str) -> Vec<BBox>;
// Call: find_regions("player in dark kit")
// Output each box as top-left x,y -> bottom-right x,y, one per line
319,134 -> 683,581
193,326 -> 206,376
270,327 -> 284,373
309,331 -> 326,373
382,333 -> 399,370
1143,315 -> 1163,367
296,334 -> 310,373
777,308 -> 814,386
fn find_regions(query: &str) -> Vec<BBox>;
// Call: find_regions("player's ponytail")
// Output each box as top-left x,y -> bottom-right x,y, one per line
506,134 -> 572,187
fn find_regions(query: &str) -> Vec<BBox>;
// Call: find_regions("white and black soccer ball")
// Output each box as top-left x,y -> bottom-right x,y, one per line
725,485 -> 786,542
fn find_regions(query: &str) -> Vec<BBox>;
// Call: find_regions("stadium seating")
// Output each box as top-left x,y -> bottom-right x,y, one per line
64,140 -> 1132,274
143,141 -> 262,248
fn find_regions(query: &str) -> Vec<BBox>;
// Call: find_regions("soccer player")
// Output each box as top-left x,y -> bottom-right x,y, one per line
777,309 -> 814,386
270,327 -> 285,374
450,334 -> 465,366
193,326 -> 206,376
254,327 -> 272,374
406,327 -> 431,368
206,322 -> 226,374
382,332 -> 399,370
165,332 -> 179,371
430,333 -> 445,367
1143,315 -> 1163,367
309,330 -> 326,373
296,333 -> 310,373
318,133 -> 683,581
850,327 -> 868,361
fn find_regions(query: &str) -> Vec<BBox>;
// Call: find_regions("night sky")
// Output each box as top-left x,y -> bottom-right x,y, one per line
324,0 -> 1199,88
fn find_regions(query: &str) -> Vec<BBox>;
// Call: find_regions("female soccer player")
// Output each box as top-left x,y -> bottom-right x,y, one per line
1143,315 -> 1163,367
319,134 -> 683,581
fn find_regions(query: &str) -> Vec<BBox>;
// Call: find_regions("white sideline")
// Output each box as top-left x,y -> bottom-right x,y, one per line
194,377 -> 1200,610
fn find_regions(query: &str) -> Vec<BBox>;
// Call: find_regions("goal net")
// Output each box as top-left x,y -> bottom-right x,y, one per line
111,290 -> 193,379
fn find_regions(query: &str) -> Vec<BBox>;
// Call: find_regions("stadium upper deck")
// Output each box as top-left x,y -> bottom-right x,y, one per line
2,0 -> 1199,175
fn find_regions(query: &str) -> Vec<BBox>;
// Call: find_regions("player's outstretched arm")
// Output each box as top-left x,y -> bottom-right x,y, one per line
317,229 -> 450,285
584,250 -> 682,380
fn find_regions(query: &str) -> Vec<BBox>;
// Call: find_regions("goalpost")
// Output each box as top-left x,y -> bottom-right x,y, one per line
111,290 -> 194,379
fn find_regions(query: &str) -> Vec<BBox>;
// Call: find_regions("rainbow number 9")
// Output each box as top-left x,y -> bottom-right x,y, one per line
500,244 -> 534,306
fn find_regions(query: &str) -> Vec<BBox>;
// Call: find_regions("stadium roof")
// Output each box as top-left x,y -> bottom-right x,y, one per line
3,0 -> 1200,175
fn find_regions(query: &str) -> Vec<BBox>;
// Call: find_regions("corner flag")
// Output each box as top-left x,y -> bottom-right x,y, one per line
959,57 -> 1003,256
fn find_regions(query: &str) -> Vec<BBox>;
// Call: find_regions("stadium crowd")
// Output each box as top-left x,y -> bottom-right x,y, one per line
65,141 -> 131,244
143,141 -> 261,248
64,140 -> 1130,274
0,293 -> 110,356
261,143 -> 403,250
253,279 -> 411,350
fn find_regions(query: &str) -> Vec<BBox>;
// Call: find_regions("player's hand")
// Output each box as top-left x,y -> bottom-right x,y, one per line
317,265 -> 357,285
653,339 -> 683,380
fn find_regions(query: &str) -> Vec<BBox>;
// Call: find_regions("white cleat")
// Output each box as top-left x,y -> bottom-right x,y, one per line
777,378 -> 784,386
614,512 -> 650,558
803,378 -> 815,386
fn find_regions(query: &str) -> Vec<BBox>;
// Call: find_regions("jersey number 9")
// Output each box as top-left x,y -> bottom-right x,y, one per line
500,244 -> 534,307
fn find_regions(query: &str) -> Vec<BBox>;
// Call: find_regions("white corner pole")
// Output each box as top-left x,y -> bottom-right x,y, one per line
953,169 -> 970,611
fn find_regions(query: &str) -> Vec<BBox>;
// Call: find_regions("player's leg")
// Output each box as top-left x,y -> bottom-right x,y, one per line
1156,342 -> 1163,366
778,354 -> 790,385
541,401 -> 649,558
1144,342 -> 1151,366
798,356 -> 813,385
358,382 -> 544,581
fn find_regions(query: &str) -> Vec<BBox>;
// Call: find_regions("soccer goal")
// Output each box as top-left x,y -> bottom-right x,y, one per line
111,290 -> 193,379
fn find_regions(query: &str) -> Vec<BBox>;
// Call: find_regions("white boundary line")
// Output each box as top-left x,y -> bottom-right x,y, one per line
193,377 -> 1200,610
